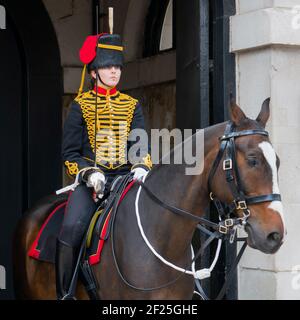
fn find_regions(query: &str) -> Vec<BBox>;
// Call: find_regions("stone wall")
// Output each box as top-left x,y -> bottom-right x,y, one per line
232,0 -> 300,299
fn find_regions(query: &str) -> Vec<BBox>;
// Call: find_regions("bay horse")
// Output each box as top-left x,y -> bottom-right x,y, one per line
13,99 -> 285,299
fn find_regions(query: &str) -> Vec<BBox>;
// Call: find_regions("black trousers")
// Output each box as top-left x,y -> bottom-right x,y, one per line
58,171 -> 129,248
58,184 -> 96,248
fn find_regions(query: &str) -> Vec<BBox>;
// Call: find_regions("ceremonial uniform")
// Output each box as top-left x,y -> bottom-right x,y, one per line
63,86 -> 152,190
55,32 -> 152,300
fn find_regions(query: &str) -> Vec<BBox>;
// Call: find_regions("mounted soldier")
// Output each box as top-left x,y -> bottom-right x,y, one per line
12,8 -> 285,302
55,29 -> 152,300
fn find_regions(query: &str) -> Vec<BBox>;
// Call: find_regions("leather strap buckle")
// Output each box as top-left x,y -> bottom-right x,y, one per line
219,225 -> 228,234
223,159 -> 232,171
235,200 -> 247,210
224,219 -> 234,227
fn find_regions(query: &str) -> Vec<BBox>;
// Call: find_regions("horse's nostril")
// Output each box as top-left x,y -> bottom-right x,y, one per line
267,232 -> 281,243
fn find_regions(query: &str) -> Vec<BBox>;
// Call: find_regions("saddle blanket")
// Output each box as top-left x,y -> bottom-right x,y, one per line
28,180 -> 135,265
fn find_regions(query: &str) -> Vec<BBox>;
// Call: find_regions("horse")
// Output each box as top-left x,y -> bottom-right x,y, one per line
13,99 -> 286,299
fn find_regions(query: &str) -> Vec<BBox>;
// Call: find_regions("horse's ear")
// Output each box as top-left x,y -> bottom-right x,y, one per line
256,98 -> 270,128
229,98 -> 246,126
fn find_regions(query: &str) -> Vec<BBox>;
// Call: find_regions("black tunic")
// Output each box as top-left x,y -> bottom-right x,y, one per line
62,89 -> 152,183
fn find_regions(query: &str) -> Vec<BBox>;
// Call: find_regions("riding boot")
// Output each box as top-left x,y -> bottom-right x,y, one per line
55,239 -> 78,300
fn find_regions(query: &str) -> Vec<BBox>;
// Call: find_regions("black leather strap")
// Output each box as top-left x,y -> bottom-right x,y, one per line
216,241 -> 248,300
137,180 -> 222,232
246,194 -> 281,204
192,231 -> 221,263
103,173 -> 134,240
208,122 -> 233,191
220,129 -> 268,141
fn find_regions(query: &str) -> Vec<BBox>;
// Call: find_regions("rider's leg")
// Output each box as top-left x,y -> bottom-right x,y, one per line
56,184 -> 96,300
55,239 -> 78,300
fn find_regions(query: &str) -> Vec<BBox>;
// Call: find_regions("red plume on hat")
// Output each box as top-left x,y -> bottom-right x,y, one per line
79,33 -> 107,64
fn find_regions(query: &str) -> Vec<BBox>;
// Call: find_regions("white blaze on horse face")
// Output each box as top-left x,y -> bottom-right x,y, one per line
258,141 -> 287,238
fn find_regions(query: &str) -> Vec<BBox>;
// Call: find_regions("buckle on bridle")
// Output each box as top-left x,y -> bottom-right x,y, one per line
219,225 -> 228,234
237,209 -> 251,226
243,209 -> 251,219
235,200 -> 247,210
224,219 -> 234,227
223,159 -> 232,171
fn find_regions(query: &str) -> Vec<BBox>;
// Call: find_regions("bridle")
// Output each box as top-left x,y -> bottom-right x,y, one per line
111,121 -> 282,299
207,121 -> 281,236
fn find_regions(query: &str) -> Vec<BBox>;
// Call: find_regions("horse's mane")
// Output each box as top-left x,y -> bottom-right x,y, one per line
146,115 -> 265,179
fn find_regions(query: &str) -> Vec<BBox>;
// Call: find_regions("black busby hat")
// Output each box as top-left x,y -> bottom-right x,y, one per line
91,34 -> 123,70
79,33 -> 124,72
78,33 -> 124,94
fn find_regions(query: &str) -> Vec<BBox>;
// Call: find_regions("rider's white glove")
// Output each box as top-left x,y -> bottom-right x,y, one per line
86,171 -> 106,198
131,167 -> 148,181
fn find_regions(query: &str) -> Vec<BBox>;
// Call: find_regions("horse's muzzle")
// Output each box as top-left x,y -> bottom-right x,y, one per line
245,223 -> 283,254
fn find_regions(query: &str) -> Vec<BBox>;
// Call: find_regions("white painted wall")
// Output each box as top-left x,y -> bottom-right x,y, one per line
232,0 -> 300,299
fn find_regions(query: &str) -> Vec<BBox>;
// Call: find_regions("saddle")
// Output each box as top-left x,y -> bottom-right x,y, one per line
28,173 -> 135,298
29,174 -> 135,264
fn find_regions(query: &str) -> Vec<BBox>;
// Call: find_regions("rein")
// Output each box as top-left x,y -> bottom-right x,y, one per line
111,121 -> 281,299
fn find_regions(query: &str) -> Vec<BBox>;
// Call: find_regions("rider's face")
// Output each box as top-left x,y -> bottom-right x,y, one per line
92,66 -> 122,89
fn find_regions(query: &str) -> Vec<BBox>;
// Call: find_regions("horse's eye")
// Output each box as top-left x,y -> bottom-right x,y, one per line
247,158 -> 258,167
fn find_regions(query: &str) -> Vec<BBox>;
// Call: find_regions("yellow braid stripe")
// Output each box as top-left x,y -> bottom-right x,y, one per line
97,44 -> 124,51
65,161 -> 79,176
75,90 -> 137,169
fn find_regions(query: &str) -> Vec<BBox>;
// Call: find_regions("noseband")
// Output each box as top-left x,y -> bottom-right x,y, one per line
208,121 -> 281,235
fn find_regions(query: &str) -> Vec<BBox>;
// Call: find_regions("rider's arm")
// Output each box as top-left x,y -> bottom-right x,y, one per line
128,103 -> 152,171
62,102 -> 91,177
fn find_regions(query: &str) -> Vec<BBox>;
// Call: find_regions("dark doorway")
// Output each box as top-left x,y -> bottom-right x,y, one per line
0,0 -> 62,299
0,8 -> 24,301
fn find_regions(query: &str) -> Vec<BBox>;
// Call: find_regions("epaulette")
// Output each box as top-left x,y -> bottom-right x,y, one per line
74,90 -> 95,104
118,93 -> 138,104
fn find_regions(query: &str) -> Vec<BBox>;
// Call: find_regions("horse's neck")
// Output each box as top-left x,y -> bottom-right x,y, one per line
139,122 -> 227,257
146,122 -> 227,211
